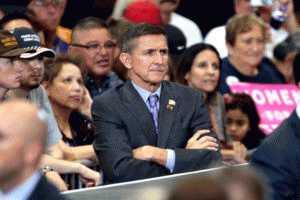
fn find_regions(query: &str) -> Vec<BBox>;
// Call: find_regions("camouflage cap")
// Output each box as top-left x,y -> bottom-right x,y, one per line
0,30 -> 29,58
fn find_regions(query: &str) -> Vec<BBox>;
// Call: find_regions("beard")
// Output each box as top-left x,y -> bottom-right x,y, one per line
20,80 -> 41,91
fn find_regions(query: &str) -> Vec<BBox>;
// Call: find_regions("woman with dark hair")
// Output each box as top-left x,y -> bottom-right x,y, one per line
176,43 -> 251,164
43,52 -> 97,162
225,93 -> 266,151
176,43 -> 226,141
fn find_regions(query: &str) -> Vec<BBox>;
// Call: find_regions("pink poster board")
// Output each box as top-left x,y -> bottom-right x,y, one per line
229,83 -> 300,135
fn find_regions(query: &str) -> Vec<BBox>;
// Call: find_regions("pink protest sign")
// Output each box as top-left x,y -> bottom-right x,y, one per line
229,83 -> 300,135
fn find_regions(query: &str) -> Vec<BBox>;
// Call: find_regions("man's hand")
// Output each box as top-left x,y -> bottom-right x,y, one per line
132,145 -> 168,166
77,163 -> 101,186
186,130 -> 219,151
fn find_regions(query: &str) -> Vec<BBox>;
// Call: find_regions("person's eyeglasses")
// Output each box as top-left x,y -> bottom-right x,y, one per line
32,0 -> 66,8
70,41 -> 117,52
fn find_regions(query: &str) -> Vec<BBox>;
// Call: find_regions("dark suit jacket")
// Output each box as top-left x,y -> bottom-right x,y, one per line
28,175 -> 67,200
92,80 -> 223,184
250,110 -> 300,200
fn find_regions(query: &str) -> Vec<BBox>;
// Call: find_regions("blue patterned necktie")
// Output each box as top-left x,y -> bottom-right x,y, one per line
149,94 -> 159,133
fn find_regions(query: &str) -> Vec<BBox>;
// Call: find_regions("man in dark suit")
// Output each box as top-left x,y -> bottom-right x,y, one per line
0,99 -> 66,199
92,23 -> 223,184
250,52 -> 300,199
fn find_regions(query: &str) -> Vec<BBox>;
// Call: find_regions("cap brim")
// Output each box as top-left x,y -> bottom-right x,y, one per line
0,48 -> 30,58
20,47 -> 56,59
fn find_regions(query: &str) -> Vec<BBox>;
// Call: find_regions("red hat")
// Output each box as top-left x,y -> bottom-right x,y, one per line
124,0 -> 163,26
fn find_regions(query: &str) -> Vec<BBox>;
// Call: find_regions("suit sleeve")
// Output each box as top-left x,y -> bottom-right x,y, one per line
251,146 -> 300,199
173,90 -> 223,173
92,99 -> 170,184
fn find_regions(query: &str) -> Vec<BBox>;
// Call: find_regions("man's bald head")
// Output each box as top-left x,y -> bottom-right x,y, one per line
0,99 -> 48,193
0,99 -> 47,147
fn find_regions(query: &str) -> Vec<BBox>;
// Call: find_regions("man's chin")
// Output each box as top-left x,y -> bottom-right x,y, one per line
20,83 -> 40,91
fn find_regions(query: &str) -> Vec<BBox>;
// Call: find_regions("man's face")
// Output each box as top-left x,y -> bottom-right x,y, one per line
0,58 -> 23,89
149,0 -> 181,13
20,56 -> 45,90
124,34 -> 169,89
28,0 -> 67,31
71,28 -> 115,78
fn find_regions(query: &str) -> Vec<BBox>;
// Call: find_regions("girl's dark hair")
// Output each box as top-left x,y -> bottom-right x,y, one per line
225,93 -> 266,149
176,43 -> 221,104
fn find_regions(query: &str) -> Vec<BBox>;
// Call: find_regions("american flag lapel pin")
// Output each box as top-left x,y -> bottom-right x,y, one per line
167,100 -> 176,110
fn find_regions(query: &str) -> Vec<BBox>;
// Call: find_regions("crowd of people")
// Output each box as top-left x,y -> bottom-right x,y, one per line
0,0 -> 300,199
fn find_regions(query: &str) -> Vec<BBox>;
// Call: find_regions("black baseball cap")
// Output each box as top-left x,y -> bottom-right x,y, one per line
11,27 -> 55,59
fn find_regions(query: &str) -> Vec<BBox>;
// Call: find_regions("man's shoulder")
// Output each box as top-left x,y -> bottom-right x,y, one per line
251,111 -> 300,161
28,176 -> 68,200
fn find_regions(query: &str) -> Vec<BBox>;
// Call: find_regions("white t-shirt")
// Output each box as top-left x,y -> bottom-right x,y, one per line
170,12 -> 203,48
204,25 -> 227,58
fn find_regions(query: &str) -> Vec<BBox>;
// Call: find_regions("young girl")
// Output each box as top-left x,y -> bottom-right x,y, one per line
223,93 -> 266,163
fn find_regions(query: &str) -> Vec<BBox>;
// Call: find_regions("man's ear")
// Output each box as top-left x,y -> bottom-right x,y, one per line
119,53 -> 133,70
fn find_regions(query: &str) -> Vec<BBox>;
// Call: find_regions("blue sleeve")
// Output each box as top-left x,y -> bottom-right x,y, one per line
166,149 -> 176,173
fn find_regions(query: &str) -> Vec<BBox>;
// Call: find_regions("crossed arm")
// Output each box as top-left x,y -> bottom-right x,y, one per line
132,130 -> 219,167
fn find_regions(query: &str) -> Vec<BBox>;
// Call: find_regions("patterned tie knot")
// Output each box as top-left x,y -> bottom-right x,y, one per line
149,94 -> 159,108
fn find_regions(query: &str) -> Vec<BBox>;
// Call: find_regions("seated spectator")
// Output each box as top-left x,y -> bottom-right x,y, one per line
224,93 -> 266,162
7,27 -> 100,190
176,43 -> 226,141
92,23 -> 222,184
176,43 -> 247,164
26,0 -> 71,52
43,53 -> 97,162
220,13 -> 285,95
0,30 -> 28,100
68,16 -> 124,99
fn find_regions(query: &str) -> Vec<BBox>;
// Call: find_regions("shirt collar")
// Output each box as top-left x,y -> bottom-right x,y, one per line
131,81 -> 162,104
0,171 -> 41,200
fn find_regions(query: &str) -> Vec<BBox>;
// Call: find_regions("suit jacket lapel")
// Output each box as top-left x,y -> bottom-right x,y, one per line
121,80 -> 158,145
157,81 -> 177,148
